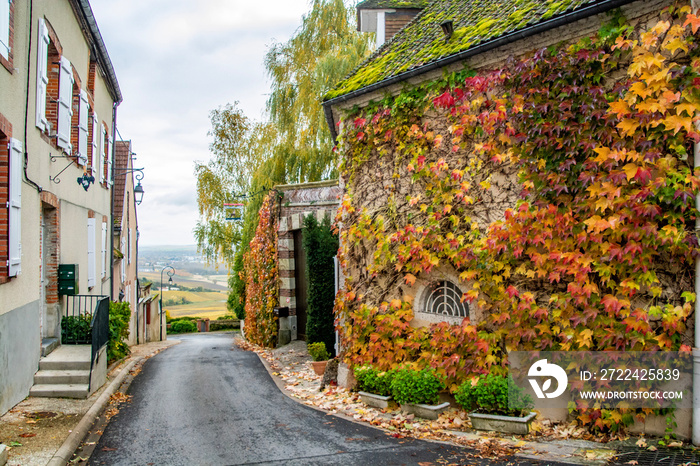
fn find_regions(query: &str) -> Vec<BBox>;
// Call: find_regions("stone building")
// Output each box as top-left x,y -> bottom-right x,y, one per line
323,0 -> 695,437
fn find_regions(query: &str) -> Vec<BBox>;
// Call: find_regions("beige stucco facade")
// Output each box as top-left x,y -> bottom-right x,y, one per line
0,0 -> 120,415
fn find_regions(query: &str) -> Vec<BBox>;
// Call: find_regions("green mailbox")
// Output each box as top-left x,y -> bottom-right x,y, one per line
58,264 -> 79,296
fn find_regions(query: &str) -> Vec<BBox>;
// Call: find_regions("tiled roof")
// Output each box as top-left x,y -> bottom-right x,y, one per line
326,0 -> 618,100
357,0 -> 431,9
113,140 -> 130,228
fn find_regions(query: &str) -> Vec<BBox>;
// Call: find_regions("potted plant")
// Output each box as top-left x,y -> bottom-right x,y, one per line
390,368 -> 450,420
455,373 -> 536,435
308,342 -> 330,376
355,366 -> 395,409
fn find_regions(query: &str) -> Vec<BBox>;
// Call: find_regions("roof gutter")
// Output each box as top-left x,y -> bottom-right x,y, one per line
323,0 -> 636,141
75,0 -> 123,104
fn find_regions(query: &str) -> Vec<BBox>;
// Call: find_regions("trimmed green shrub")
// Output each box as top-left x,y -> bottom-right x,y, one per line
61,314 -> 92,344
390,368 -> 444,405
354,366 -> 394,396
455,374 -> 533,416
109,301 -> 131,363
210,320 -> 239,331
308,342 -> 330,361
302,213 -> 338,357
170,320 -> 197,334
229,251 -> 246,320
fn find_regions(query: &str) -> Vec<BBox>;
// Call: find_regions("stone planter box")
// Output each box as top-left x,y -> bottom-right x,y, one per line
358,391 -> 392,409
469,411 -> 537,435
400,401 -> 450,420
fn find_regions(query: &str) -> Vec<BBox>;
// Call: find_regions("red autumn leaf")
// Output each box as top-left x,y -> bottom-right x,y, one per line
684,13 -> 700,34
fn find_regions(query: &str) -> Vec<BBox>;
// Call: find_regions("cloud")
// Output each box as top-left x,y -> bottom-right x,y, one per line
89,0 -> 311,245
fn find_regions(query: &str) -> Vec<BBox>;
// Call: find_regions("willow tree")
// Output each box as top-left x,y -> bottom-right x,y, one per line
265,0 -> 373,182
194,103 -> 275,268
195,0 -> 372,317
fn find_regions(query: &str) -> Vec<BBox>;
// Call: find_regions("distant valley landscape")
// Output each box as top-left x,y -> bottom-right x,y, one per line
138,245 -> 230,320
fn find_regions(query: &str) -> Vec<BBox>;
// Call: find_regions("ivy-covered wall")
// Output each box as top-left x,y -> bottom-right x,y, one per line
242,193 -> 280,348
334,3 -> 700,433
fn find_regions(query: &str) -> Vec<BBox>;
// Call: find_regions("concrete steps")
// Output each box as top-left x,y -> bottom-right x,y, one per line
29,383 -> 90,399
33,369 -> 90,385
30,345 -> 92,399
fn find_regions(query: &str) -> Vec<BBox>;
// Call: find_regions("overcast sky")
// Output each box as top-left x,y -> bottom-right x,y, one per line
89,0 -> 312,246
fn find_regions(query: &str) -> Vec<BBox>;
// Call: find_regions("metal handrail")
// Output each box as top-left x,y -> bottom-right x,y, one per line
89,297 -> 110,392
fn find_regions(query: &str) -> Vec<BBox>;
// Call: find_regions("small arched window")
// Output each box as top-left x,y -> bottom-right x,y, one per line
424,280 -> 469,318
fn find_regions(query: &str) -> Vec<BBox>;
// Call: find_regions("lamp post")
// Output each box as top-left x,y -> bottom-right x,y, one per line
160,266 -> 175,341
114,167 -> 145,205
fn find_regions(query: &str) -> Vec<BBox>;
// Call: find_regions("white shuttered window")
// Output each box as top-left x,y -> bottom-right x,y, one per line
101,221 -> 107,279
87,218 -> 96,288
120,237 -> 126,283
107,134 -> 113,185
35,18 -> 49,131
8,138 -> 22,277
56,56 -> 73,154
77,90 -> 89,165
92,113 -> 103,183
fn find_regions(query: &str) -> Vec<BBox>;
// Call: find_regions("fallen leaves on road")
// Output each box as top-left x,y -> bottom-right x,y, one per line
234,336 -> 620,463
110,392 -> 132,404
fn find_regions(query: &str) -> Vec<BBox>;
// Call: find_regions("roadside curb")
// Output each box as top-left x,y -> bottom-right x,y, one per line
45,358 -> 141,466
0,443 -> 7,466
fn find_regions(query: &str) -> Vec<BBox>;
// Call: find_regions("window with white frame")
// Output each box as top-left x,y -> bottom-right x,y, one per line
0,0 -> 10,60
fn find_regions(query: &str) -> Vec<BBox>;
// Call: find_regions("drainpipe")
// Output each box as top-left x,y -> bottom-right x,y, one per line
694,120 -> 700,446
22,0 -> 42,193
109,102 -> 118,302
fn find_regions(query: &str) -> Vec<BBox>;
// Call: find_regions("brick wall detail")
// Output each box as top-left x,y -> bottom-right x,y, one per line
41,192 -> 60,304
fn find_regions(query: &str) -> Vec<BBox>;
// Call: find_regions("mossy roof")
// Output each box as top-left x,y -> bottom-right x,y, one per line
357,0 -> 431,9
326,0 -> 613,101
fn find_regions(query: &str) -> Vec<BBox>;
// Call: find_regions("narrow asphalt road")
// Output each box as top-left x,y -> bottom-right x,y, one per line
88,333 -> 572,465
